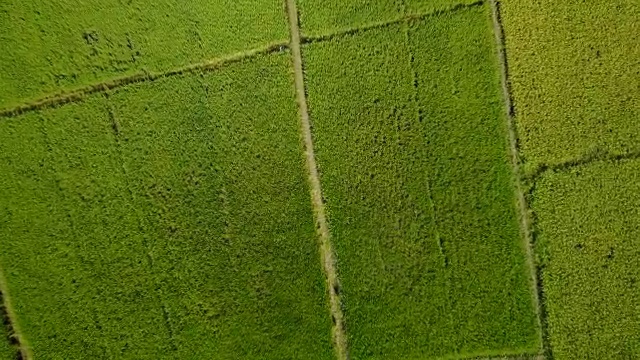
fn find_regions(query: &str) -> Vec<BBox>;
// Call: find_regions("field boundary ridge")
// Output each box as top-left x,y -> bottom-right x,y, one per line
0,1 -> 485,120
0,42 -> 288,119
285,0 -> 349,359
0,269 -> 31,360
524,147 -> 640,181
454,353 -> 544,360
488,0 -> 550,358
301,0 -> 484,45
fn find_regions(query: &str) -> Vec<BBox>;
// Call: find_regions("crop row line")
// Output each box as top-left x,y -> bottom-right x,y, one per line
0,269 -> 31,359
524,147 -> 640,182
301,0 -> 484,45
0,1 -> 484,120
399,0 -> 451,268
285,0 -> 349,359
488,0 -> 551,358
0,42 -> 288,119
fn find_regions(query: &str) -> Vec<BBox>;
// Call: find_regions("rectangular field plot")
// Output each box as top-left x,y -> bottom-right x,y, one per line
297,0 -> 478,37
302,6 -> 539,359
0,53 -> 334,359
108,54 -> 335,359
532,160 -> 640,359
0,0 -> 289,109
0,98 -> 171,359
501,0 -> 640,169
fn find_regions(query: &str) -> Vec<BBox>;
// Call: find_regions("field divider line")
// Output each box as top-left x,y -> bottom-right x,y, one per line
285,0 -> 348,359
300,0 -> 484,45
488,0 -> 549,358
449,352 -> 544,360
524,147 -> 640,182
1,1 -> 485,121
456,355 -> 544,360
0,42 -> 288,119
0,268 -> 32,359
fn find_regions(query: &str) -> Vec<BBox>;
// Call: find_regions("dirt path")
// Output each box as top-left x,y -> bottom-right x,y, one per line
488,0 -> 547,356
284,1 -> 348,359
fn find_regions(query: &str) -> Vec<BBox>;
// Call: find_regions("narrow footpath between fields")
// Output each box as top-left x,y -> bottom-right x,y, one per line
285,0 -> 349,359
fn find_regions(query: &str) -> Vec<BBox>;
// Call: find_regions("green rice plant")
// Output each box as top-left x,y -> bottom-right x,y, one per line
302,6 -> 539,359
108,53 -> 334,359
297,0 -> 401,36
501,0 -> 640,171
0,53 -> 334,359
297,0 -> 479,37
0,97 -> 167,359
532,159 -> 640,359
0,327 -> 12,360
405,0 -> 479,15
0,0 -> 289,109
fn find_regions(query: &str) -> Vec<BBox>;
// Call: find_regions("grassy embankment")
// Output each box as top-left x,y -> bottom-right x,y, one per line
0,326 -> 12,360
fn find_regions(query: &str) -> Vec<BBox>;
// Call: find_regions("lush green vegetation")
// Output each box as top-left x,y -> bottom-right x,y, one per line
0,0 -> 288,109
532,160 -> 640,359
501,0 -> 640,170
302,6 -> 539,359
297,0 -> 479,36
1,0 -> 636,358
502,1 -> 640,358
0,54 -> 334,359
0,327 -> 12,360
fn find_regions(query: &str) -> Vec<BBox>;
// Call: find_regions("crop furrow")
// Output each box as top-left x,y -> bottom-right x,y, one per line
401,15 -> 450,268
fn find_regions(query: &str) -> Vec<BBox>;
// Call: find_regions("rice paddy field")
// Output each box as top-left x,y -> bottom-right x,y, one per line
0,322 -> 12,360
0,0 -> 637,359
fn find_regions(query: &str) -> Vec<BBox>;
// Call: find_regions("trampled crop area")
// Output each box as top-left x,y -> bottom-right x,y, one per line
0,0 -> 638,359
